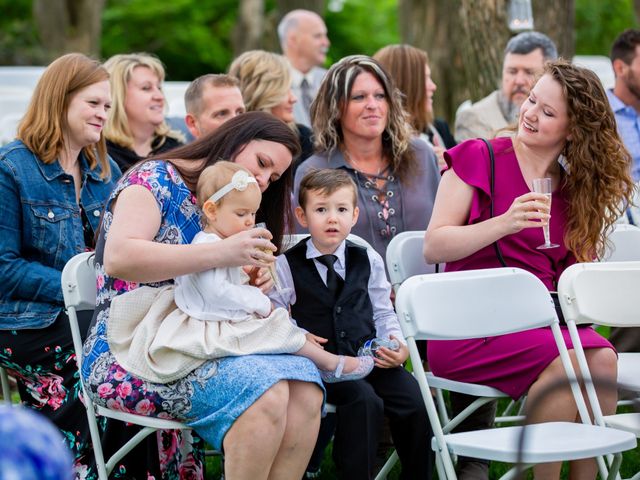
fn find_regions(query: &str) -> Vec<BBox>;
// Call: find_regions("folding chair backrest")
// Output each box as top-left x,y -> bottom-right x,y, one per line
395,267 -> 557,340
61,251 -> 96,311
558,261 -> 640,327
385,231 -> 436,291
602,224 -> 640,262
281,233 -> 373,253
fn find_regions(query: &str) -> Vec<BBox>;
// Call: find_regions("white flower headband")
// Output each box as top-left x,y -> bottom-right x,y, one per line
208,170 -> 258,203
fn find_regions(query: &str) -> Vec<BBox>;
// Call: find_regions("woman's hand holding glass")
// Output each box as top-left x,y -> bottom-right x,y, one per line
501,191 -> 552,236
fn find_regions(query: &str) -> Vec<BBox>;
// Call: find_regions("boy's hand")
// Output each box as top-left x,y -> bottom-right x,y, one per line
306,333 -> 328,349
373,336 -> 408,368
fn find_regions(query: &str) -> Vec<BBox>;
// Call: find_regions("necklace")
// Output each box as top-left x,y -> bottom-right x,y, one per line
343,150 -> 386,177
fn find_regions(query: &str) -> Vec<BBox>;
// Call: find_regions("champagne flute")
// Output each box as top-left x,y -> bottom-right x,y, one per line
254,222 -> 284,293
532,178 -> 559,249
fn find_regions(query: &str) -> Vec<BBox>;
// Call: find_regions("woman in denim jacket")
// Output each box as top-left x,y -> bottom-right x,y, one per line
0,54 -> 121,478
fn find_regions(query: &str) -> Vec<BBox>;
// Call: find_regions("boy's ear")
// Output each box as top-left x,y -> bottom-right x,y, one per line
202,199 -> 218,222
352,206 -> 360,226
294,206 -> 308,228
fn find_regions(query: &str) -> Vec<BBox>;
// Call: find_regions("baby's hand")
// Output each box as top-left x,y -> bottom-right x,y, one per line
243,266 -> 274,293
306,333 -> 328,349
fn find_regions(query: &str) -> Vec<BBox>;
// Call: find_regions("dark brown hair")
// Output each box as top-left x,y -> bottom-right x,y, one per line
148,111 -> 300,250
298,168 -> 358,210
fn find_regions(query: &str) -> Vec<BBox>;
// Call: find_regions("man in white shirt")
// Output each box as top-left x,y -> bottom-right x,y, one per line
455,31 -> 557,142
184,74 -> 245,139
278,9 -> 330,127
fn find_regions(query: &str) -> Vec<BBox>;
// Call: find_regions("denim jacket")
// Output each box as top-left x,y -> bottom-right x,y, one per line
0,140 -> 121,329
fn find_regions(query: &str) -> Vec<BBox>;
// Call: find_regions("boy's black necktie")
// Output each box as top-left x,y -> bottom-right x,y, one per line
316,254 -> 343,297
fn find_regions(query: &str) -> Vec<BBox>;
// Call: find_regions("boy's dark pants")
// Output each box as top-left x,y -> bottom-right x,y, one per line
314,366 -> 433,479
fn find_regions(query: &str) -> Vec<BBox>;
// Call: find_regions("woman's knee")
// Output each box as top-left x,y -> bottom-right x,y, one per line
288,381 -> 323,417
585,348 -> 617,384
251,380 -> 290,424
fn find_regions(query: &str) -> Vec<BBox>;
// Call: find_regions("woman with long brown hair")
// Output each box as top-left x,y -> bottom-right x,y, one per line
424,59 -> 635,479
82,111 -> 324,480
373,44 -> 456,169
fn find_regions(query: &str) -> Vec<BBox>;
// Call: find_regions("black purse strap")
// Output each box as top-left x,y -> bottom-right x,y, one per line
479,138 -> 508,268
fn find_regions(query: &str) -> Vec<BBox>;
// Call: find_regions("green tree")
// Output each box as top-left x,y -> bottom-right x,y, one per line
102,0 -> 240,79
575,0 -> 638,56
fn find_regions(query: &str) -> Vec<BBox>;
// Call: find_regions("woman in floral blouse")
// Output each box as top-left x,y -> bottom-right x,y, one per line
82,112 -> 324,479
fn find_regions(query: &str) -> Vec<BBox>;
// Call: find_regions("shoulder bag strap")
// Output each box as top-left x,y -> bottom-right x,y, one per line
479,138 -> 508,268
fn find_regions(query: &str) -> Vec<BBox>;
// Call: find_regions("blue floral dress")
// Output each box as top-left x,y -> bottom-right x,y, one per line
82,161 -> 323,461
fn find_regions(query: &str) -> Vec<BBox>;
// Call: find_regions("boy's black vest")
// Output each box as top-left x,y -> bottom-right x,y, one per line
285,238 -> 376,356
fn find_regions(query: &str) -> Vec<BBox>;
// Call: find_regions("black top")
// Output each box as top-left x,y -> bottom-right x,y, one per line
107,136 -> 183,172
427,118 -> 457,149
292,123 -> 314,176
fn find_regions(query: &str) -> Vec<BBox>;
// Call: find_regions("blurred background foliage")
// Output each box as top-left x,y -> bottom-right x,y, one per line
0,0 -> 637,122
4,0 -> 636,79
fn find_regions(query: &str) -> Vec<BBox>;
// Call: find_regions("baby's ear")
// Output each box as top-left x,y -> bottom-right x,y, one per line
202,200 -> 218,221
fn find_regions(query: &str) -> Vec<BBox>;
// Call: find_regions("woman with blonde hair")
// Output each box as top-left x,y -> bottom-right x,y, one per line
229,50 -> 313,172
294,54 -> 440,259
373,44 -> 456,169
0,53 -> 121,477
425,59 -> 635,479
104,52 -> 183,171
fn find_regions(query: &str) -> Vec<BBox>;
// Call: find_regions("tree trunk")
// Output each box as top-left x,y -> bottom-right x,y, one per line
458,0 -> 512,102
533,0 -> 574,59
233,0 -> 265,56
33,0 -> 105,61
634,0 -> 640,23
398,0 -> 467,124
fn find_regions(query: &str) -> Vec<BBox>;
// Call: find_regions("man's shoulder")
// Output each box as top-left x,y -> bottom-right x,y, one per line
468,90 -> 501,113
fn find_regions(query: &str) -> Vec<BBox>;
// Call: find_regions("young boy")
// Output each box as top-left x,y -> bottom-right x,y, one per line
271,169 -> 433,479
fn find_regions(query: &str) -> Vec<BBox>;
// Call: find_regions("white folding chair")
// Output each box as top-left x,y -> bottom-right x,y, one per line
62,252 -> 196,480
601,224 -> 640,407
385,230 -> 438,294
385,231 -> 522,429
603,224 -> 640,262
282,232 -> 373,252
396,267 -> 636,479
559,261 -> 640,479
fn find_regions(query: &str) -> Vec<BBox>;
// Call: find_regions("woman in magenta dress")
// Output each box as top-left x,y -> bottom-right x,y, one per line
424,60 -> 635,479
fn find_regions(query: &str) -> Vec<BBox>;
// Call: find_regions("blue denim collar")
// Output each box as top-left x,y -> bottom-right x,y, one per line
35,149 -> 104,182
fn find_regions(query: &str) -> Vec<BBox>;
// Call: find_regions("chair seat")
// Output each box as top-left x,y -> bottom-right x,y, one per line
604,413 -> 640,437
617,352 -> 640,391
95,405 -> 189,431
438,422 -> 636,464
427,373 -> 509,398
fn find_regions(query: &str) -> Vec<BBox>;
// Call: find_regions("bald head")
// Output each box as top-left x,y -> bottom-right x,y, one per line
277,9 -> 330,73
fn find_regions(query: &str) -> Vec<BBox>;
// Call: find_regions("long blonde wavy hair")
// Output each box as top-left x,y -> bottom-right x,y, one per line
103,53 -> 182,150
17,53 -> 112,179
311,55 -> 417,182
545,60 -> 635,261
228,50 -> 293,125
